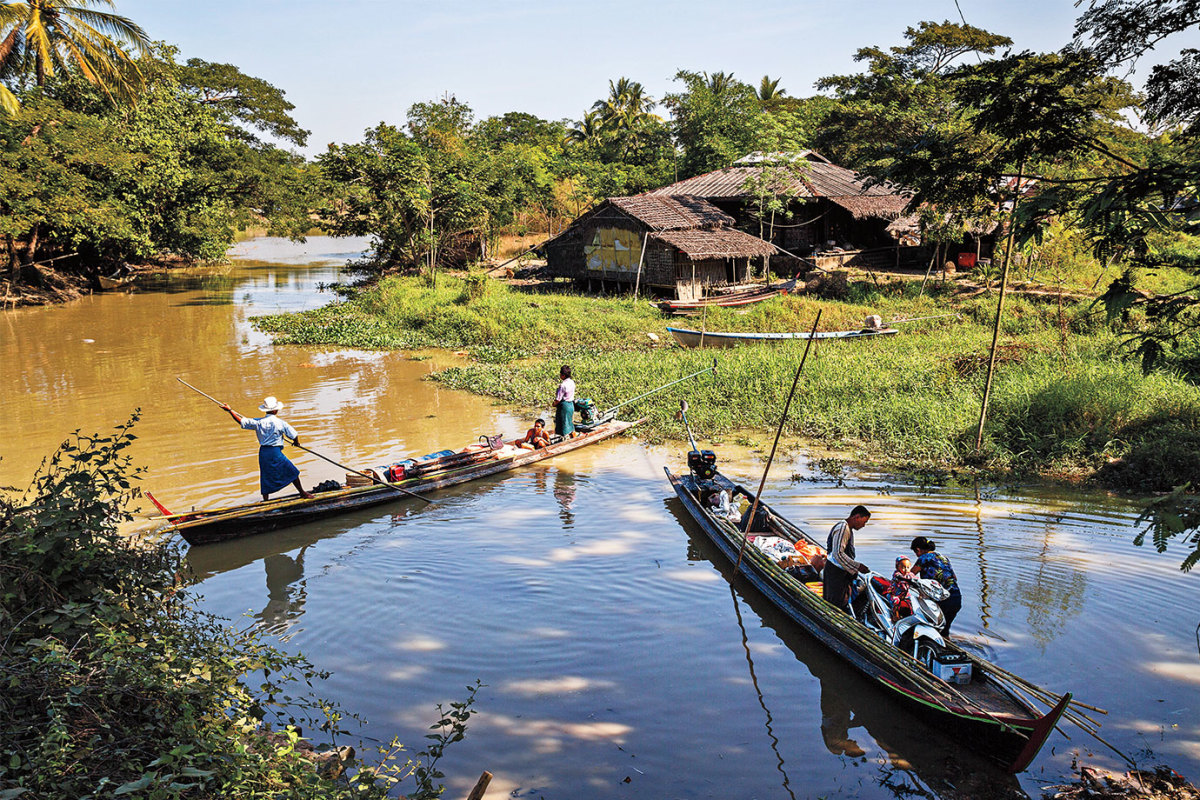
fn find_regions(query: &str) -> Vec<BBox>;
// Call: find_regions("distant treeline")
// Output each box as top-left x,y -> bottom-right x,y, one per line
2,4 -> 1197,371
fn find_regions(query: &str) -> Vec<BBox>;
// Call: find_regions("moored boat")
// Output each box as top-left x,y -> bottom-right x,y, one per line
665,459 -> 1078,773
657,285 -> 786,313
666,325 -> 897,348
158,419 -> 639,545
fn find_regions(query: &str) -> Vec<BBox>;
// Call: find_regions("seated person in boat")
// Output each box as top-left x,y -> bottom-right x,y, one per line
519,419 -> 552,450
221,396 -> 312,501
705,487 -> 743,523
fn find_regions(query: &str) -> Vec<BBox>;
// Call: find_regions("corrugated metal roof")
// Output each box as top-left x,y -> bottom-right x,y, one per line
648,161 -> 906,206
608,195 -> 734,230
650,229 -> 778,260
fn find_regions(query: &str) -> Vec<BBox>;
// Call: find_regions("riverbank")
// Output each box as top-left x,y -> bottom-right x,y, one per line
252,273 -> 1200,493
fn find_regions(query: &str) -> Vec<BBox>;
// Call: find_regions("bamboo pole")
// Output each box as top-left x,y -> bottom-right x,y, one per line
632,232 -> 648,299
976,158 -> 1026,451
466,770 -> 492,800
734,310 -> 822,572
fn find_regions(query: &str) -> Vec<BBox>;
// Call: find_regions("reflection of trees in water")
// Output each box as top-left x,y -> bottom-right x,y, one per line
257,547 -> 308,636
989,514 -> 1088,647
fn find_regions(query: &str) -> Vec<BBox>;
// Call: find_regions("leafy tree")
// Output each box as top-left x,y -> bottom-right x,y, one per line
664,69 -> 760,176
176,57 -> 309,148
0,0 -> 149,107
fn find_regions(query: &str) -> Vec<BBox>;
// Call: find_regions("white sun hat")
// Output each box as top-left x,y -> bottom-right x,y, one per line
259,396 -> 284,412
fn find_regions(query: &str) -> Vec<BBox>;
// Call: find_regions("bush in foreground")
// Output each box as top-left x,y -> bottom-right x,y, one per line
0,415 -> 476,799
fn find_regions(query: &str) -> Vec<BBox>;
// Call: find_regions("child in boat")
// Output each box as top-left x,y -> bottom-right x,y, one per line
888,556 -> 914,620
519,419 -> 552,450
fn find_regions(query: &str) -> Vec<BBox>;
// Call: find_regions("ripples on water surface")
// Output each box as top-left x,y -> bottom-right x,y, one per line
3,238 -> 1198,799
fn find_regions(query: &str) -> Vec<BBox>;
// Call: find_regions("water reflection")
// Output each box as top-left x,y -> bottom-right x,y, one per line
728,582 -> 799,800
257,548 -> 309,636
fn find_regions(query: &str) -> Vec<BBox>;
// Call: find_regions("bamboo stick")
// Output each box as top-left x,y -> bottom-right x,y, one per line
466,770 -> 492,800
734,310 -> 822,572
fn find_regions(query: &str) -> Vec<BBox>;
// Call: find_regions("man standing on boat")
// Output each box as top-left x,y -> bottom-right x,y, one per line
823,505 -> 871,616
220,396 -> 313,501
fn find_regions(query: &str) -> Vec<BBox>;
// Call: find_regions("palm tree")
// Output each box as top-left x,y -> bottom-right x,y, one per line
756,75 -> 786,102
0,0 -> 150,109
705,71 -> 737,99
564,109 -> 605,147
589,77 -> 662,156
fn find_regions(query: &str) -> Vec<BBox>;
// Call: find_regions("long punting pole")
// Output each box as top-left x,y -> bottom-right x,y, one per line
176,378 -> 435,505
601,359 -> 717,420
734,310 -> 822,572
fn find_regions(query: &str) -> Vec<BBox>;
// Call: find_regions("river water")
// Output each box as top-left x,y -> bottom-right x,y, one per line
2,237 -> 1197,799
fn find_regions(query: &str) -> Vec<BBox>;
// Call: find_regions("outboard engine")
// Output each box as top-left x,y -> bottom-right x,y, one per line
688,449 -> 718,481
576,397 -> 598,427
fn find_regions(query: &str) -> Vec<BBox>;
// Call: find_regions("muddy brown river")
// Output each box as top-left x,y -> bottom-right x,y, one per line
2,237 -> 1196,799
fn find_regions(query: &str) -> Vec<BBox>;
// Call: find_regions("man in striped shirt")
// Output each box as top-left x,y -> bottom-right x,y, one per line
823,505 -> 872,616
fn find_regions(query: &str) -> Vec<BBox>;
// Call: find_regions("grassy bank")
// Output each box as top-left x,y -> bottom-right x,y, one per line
254,274 -> 1200,491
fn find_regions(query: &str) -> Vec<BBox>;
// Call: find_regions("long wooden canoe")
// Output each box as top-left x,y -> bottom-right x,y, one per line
159,419 -> 639,546
666,325 -> 898,349
666,466 -> 1074,773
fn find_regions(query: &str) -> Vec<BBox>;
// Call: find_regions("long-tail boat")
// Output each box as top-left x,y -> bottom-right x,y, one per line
665,460 -> 1081,773
156,419 -> 638,546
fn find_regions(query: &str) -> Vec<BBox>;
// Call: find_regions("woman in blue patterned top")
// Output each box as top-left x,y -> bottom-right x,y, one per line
910,536 -> 962,635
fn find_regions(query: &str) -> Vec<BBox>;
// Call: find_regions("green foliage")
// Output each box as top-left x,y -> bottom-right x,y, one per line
0,0 -> 150,106
1,43 -> 316,273
177,58 -> 310,148
256,276 -> 1200,495
0,418 -> 479,798
664,70 -> 761,177
1133,484 -> 1200,572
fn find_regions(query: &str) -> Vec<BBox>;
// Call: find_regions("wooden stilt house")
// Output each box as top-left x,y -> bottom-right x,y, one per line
648,151 -> 918,272
541,195 -> 776,300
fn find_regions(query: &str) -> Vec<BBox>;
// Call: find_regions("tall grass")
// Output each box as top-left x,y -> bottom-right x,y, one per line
253,274 -> 1200,490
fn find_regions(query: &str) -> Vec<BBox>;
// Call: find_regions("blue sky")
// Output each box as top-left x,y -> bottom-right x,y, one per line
116,1 -> 1169,156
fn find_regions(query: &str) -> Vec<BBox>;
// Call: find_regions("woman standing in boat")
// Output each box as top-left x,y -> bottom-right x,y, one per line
220,396 -> 312,501
553,365 -> 576,439
909,536 -> 962,634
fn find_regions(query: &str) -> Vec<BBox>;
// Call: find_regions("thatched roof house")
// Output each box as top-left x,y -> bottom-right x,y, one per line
648,151 -> 918,270
541,194 -> 776,300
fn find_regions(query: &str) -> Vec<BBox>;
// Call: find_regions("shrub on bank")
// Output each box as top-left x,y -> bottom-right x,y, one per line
0,417 -> 476,799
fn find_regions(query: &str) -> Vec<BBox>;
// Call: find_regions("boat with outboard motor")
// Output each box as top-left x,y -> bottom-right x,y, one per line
665,449 -> 1080,773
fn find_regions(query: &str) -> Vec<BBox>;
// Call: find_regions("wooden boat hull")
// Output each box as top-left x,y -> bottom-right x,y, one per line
666,326 -> 898,349
665,467 -> 1070,773
658,286 -> 785,312
162,420 -> 638,545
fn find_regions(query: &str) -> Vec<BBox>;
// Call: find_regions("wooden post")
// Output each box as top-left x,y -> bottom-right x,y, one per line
466,770 -> 493,800
632,232 -> 649,300
976,159 -> 1026,452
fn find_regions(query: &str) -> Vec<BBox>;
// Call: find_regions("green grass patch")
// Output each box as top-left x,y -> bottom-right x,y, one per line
254,274 -> 1200,491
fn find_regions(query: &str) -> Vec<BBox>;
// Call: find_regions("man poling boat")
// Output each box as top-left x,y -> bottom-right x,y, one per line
219,395 -> 312,501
